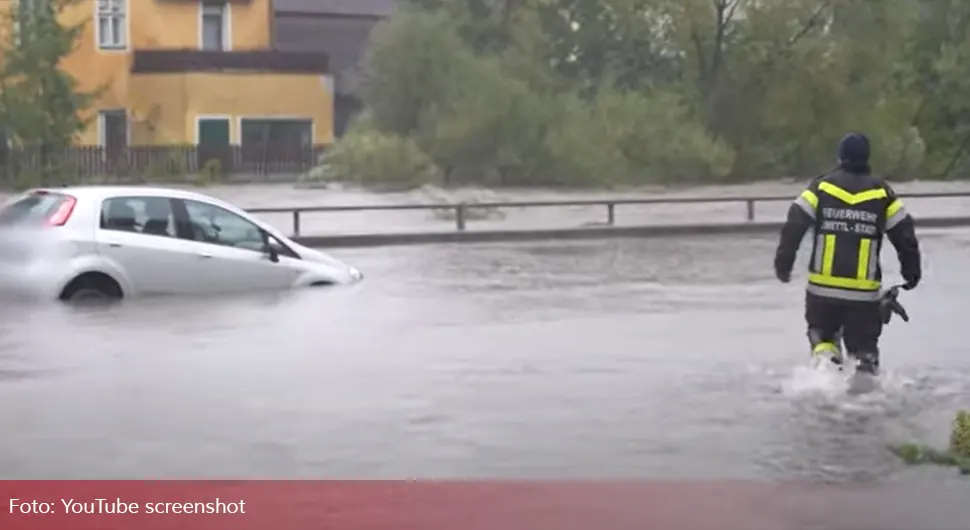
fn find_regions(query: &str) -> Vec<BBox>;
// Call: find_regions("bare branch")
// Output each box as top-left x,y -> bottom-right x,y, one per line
725,0 -> 745,25
786,0 -> 832,48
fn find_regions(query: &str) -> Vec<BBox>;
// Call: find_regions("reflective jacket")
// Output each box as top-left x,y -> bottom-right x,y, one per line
774,169 -> 921,302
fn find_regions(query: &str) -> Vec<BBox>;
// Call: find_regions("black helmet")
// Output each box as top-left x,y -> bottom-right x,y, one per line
837,133 -> 870,173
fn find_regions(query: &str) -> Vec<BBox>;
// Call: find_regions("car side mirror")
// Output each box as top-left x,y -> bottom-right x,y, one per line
260,230 -> 279,263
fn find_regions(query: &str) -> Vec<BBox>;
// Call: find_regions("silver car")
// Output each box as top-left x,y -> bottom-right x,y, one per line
0,186 -> 363,303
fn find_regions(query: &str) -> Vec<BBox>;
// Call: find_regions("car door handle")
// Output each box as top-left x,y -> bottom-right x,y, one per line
108,243 -> 123,248
197,252 -> 213,259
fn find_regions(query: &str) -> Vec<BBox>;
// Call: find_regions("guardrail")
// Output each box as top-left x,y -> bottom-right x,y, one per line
246,191 -> 970,238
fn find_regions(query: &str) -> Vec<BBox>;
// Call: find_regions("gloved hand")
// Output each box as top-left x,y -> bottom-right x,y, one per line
903,275 -> 920,290
879,301 -> 893,325
776,269 -> 791,283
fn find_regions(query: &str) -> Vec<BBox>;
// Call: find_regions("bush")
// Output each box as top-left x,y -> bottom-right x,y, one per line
362,5 -> 734,187
952,410 -> 970,458
363,9 -> 471,137
364,9 -> 556,186
308,129 -> 443,191
547,89 -> 735,185
419,56 -> 561,186
195,158 -> 223,187
543,93 -> 631,186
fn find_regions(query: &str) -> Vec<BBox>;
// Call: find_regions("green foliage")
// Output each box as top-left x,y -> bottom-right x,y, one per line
363,8 -> 469,138
196,158 -> 223,187
548,90 -> 734,185
358,9 -> 556,186
889,410 -> 970,476
0,0 -> 100,186
330,0 -> 970,187
889,442 -> 959,466
951,410 -> 970,458
309,128 -> 442,191
419,55 -> 560,186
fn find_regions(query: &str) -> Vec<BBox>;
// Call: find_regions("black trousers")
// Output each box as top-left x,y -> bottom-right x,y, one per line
805,291 -> 883,368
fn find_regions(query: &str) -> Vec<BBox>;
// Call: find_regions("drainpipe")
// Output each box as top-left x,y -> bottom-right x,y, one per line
268,0 -> 277,49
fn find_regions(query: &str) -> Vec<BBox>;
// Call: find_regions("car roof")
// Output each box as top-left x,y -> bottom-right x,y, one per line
25,185 -> 290,238
29,185 -> 233,206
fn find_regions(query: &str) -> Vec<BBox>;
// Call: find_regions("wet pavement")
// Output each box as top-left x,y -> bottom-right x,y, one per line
0,229 -> 968,484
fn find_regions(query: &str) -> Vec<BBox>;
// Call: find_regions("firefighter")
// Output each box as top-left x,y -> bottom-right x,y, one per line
773,133 -> 921,374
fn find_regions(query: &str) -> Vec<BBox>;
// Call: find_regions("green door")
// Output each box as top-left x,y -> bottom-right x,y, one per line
197,118 -> 231,172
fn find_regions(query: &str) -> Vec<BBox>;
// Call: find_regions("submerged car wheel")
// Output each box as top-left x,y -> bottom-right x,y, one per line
59,273 -> 123,305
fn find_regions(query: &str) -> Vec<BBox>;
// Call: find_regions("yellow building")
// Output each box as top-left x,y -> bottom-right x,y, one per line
53,0 -> 334,158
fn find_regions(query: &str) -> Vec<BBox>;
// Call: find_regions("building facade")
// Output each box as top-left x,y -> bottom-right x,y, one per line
49,0 -> 334,159
272,0 -> 395,137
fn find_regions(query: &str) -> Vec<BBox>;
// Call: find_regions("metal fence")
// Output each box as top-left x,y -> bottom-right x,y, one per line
0,144 -> 329,183
245,191 -> 970,237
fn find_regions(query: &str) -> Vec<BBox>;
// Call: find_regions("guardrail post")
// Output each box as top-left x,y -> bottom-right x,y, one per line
745,200 -> 755,222
455,203 -> 466,231
607,203 -> 615,226
292,210 -> 301,237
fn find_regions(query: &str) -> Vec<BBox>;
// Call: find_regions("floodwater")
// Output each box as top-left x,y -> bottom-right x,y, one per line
0,229 -> 968,485
7,180 -> 970,236
219,180 -> 970,236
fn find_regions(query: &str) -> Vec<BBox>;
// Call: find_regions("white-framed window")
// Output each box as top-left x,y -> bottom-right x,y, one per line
200,1 -> 230,51
96,0 -> 126,50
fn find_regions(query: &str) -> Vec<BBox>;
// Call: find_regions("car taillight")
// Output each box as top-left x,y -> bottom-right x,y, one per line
46,196 -> 77,227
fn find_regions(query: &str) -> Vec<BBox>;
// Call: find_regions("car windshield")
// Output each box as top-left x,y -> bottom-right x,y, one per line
0,192 -> 71,227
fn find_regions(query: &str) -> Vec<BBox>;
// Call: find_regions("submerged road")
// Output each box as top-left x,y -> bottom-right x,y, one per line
0,231 -> 968,486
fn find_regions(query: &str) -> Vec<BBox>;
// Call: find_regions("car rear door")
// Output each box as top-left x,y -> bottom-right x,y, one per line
95,196 -> 205,295
171,198 -> 300,293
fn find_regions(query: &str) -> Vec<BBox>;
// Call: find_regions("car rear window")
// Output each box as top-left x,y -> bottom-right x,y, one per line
0,192 -> 73,226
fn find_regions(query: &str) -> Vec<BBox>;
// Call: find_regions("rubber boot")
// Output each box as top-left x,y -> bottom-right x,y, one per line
812,341 -> 843,369
851,351 -> 879,375
808,328 -> 844,369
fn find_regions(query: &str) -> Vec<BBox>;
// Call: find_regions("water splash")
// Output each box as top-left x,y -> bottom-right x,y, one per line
781,363 -> 851,397
779,361 -> 928,412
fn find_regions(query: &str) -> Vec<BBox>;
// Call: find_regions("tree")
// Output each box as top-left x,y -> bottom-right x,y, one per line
535,0 -> 680,96
900,0 -> 970,178
364,8 -> 562,185
332,0 -> 970,188
0,0 -> 100,185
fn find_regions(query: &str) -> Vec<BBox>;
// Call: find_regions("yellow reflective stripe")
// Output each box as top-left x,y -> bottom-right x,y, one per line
886,198 -> 908,229
794,190 -> 817,218
857,238 -> 871,280
813,342 -> 840,357
818,182 -> 887,204
808,273 -> 880,291
821,234 -> 836,276
800,189 -> 818,208
886,199 -> 902,217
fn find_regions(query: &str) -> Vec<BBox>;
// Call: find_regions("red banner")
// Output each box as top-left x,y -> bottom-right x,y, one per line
0,480 -> 967,530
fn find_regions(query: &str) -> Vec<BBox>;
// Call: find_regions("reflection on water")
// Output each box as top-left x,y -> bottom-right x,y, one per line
0,234 -> 968,484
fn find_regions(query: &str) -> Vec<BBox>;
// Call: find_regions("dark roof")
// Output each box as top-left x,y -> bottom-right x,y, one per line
274,15 -> 377,94
274,0 -> 396,17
